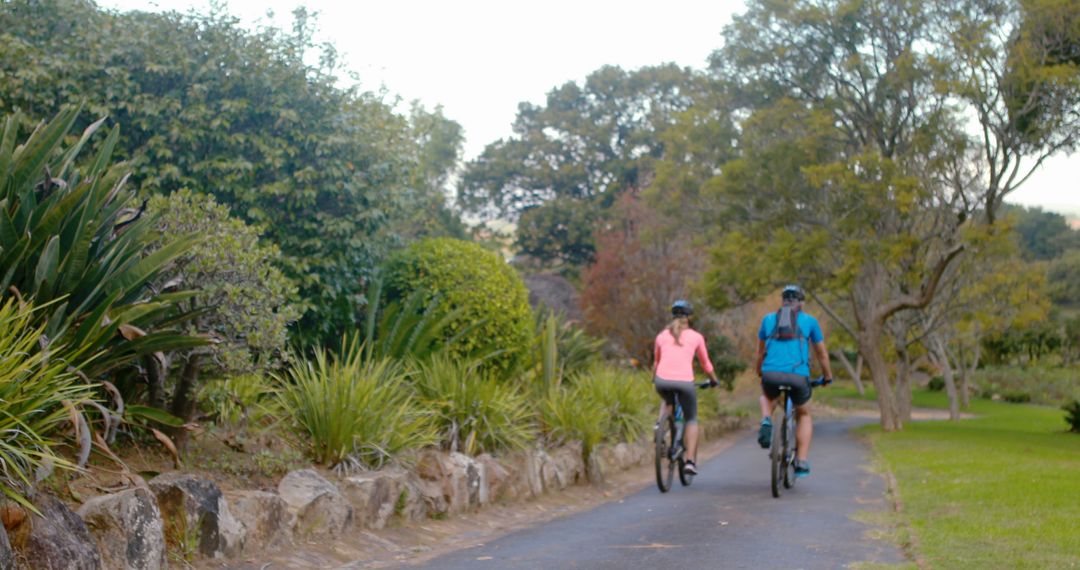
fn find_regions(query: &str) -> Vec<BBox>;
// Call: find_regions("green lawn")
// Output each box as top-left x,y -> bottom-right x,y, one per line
846,388 -> 1080,569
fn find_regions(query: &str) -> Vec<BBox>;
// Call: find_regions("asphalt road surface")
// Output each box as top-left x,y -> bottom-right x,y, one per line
411,420 -> 905,570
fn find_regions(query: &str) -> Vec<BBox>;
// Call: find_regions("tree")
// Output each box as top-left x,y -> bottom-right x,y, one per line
1048,250 -> 1080,305
674,0 -> 1079,431
1004,204 -> 1079,260
515,197 -> 599,270
459,64 -> 707,271
143,190 -> 300,444
0,0 -> 464,344
580,194 -> 702,363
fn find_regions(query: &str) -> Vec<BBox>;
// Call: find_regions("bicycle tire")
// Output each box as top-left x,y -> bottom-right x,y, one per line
678,455 -> 693,486
654,414 -> 676,493
783,407 -> 795,489
770,402 -> 783,498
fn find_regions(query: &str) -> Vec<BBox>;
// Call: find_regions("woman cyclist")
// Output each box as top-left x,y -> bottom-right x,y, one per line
653,300 -> 719,476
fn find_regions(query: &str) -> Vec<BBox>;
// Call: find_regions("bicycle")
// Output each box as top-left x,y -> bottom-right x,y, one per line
655,381 -> 715,493
769,375 -> 828,498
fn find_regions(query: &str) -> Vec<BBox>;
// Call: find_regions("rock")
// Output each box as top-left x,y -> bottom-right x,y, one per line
7,492 -> 101,570
0,526 -> 12,570
77,488 -> 166,570
277,469 -> 352,538
535,450 -> 561,492
414,451 -> 485,514
224,491 -> 290,553
613,442 -> 634,469
476,454 -> 511,504
447,452 -> 484,511
549,442 -> 585,488
149,473 -> 244,559
586,451 -> 605,484
340,469 -> 419,529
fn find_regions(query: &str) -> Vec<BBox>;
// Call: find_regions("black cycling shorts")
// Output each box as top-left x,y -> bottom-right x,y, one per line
761,371 -> 812,406
654,377 -> 698,424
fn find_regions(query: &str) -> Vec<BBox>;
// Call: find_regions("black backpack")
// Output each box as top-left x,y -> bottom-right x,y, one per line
769,303 -> 803,341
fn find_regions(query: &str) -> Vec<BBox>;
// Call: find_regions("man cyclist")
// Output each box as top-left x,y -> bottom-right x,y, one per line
755,285 -> 833,478
654,300 -> 720,476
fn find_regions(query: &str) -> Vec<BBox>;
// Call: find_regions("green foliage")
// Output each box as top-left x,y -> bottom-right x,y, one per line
1004,204 -> 1079,261
1064,400 -> 1080,433
515,198 -> 599,270
410,354 -> 536,455
527,310 -> 606,393
146,190 -> 300,372
460,64 -> 706,217
0,1 -> 465,344
360,277 -> 473,363
199,374 -> 278,429
0,298 -> 95,508
275,336 -> 435,469
928,376 -> 946,392
384,238 -> 532,375
539,387 -> 607,456
569,367 -> 654,445
541,366 -> 654,456
1003,0 -> 1080,147
1048,250 -> 1080,306
0,108 -> 202,378
972,365 -> 1080,406
460,64 -> 708,272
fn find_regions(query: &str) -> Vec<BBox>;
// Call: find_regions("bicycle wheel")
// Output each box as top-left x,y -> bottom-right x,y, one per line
770,403 -> 783,498
654,413 -> 676,493
783,409 -> 796,489
678,454 -> 693,487
781,410 -> 799,490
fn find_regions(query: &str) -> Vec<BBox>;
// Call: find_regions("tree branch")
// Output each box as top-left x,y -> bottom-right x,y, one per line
877,243 -> 965,322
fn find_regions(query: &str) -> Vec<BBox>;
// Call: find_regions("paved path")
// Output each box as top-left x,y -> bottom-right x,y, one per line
411,420 -> 905,569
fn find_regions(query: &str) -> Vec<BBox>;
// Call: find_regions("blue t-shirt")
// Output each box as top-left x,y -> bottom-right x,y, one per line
758,310 -> 823,377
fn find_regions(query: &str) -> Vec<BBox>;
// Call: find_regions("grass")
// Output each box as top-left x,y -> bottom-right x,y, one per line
856,388 -> 1080,569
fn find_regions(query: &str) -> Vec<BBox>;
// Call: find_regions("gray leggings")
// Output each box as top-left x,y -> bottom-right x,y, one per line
653,377 -> 698,424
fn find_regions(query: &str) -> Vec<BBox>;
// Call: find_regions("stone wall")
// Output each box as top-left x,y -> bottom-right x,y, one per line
0,416 -> 746,569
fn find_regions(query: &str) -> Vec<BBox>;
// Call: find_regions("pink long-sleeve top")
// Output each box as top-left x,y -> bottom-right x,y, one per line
653,328 -> 715,382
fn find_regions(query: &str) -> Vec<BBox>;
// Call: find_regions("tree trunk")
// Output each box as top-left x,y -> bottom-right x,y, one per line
854,354 -> 864,394
169,353 -> 202,451
893,346 -> 913,424
832,350 -> 865,395
859,331 -> 902,431
143,354 -> 167,410
932,336 -> 960,421
959,342 -> 980,408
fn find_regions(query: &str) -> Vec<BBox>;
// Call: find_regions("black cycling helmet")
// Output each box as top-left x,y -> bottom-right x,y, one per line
781,284 -> 805,302
671,299 -> 693,317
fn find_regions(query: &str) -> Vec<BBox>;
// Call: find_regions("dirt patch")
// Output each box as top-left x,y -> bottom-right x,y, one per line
197,431 -> 745,569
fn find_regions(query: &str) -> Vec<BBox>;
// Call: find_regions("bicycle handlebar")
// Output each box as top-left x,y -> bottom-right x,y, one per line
697,381 -> 718,389
809,375 -> 832,387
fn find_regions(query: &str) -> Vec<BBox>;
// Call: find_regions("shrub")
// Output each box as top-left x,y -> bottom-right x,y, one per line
972,366 -> 1079,406
0,108 -> 202,378
384,238 -> 532,375
410,354 -> 537,455
275,336 -> 435,470
928,376 -> 946,392
539,387 -> 607,456
199,374 -> 279,429
1064,400 -> 1080,433
0,298 -> 95,507
540,366 -> 655,456
1002,390 -> 1032,404
570,367 -> 654,444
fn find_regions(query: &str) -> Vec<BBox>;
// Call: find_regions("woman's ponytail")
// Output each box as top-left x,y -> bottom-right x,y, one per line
668,317 -> 689,346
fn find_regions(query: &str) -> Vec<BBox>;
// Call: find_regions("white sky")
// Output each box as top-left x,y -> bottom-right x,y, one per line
100,0 -> 1080,216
